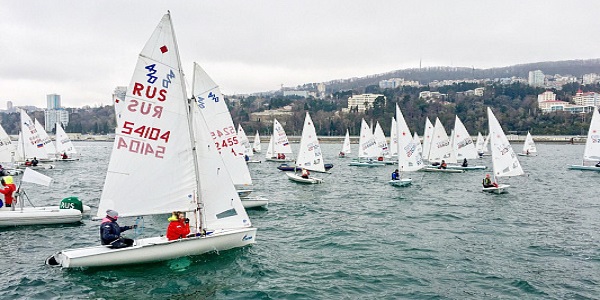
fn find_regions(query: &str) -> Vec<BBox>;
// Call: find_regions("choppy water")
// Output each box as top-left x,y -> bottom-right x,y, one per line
0,141 -> 598,299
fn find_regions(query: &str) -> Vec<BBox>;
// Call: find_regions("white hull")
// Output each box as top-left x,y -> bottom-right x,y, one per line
241,196 -> 269,208
421,167 -> 464,173
517,153 -> 538,157
388,178 -> 412,187
56,158 -> 80,162
246,160 -> 261,164
16,164 -> 55,170
46,227 -> 257,268
348,161 -> 385,167
286,172 -> 323,184
265,157 -> 294,162
0,206 -> 90,226
568,165 -> 600,171
482,184 -> 510,194
445,165 -> 487,170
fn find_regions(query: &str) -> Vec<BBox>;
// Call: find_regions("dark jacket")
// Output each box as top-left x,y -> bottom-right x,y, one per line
100,217 -> 131,245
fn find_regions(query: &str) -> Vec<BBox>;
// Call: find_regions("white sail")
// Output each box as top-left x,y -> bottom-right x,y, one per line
428,117 -> 455,163
19,109 -> 49,160
271,118 -> 293,157
521,132 -> 537,155
453,116 -> 478,159
252,131 -> 261,153
422,117 -> 434,161
34,119 -> 57,156
237,124 -> 252,157
191,62 -> 252,187
295,112 -> 325,173
482,133 -> 491,154
487,107 -> 524,178
373,122 -> 389,158
583,107 -> 600,165
98,14 -> 199,218
396,105 -> 423,171
413,132 -> 423,159
475,132 -> 485,154
358,119 -> 379,159
341,129 -> 351,154
0,123 -> 15,163
389,117 -> 398,157
265,135 -> 274,159
55,122 -> 77,155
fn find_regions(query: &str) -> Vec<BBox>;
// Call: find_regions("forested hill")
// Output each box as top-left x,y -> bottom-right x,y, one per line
321,59 -> 600,92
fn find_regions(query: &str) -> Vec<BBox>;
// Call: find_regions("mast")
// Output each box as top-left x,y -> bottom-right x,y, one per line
170,12 -> 205,233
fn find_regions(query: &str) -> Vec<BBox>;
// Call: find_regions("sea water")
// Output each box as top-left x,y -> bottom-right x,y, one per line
0,141 -> 598,299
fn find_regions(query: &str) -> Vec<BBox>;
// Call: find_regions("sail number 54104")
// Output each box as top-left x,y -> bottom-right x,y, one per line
122,121 -> 171,143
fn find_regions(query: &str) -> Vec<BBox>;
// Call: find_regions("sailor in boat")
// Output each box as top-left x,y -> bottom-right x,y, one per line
24,159 -> 31,166
438,160 -> 447,169
277,153 -> 286,160
526,149 -> 530,156
596,161 -> 600,168
0,176 -> 16,208
462,158 -> 468,167
482,174 -> 498,188
100,209 -> 137,249
339,151 -> 345,157
391,169 -> 399,180
31,157 -> 39,167
61,152 -> 68,160
166,211 -> 191,241
0,165 -> 6,176
301,168 -> 310,179
244,154 -> 250,162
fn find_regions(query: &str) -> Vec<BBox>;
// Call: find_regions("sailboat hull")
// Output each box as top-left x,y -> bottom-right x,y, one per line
45,227 -> 257,268
444,165 -> 487,170
421,167 -> 464,173
0,207 -> 89,227
517,153 -> 537,157
388,178 -> 412,187
241,196 -> 269,208
482,184 -> 510,194
265,157 -> 294,162
286,172 -> 323,184
568,165 -> 600,171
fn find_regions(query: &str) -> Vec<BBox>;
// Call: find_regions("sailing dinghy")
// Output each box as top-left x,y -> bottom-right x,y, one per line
349,119 -> 385,167
483,107 -> 524,193
238,125 -> 260,163
447,116 -> 486,170
252,131 -> 261,153
286,112 -> 325,184
517,131 -> 538,156
55,122 -> 80,161
46,13 -> 256,268
191,63 -> 267,208
569,108 -> 600,171
265,119 -> 294,162
0,168 -> 90,226
339,129 -> 351,158
15,110 -> 55,169
388,105 -> 423,187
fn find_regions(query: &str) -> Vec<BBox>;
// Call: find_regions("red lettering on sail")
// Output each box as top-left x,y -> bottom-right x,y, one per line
115,136 -> 166,159
127,99 -> 164,119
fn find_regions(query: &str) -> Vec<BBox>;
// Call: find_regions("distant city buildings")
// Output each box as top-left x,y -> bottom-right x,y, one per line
538,91 -> 557,102
379,78 -> 419,89
528,70 -> 545,87
345,94 -> 385,112
44,93 -> 69,132
573,90 -> 600,107
537,90 -> 595,114
283,90 -> 309,98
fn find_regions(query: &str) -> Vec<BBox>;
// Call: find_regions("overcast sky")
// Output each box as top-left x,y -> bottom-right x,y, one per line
1,1 -> 599,108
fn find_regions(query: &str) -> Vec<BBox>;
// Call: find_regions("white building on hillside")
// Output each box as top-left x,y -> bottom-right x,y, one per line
573,90 -> 600,107
346,94 -> 385,112
537,91 -> 556,103
528,70 -> 545,87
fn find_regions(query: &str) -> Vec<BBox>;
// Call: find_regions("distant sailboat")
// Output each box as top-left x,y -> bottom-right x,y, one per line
286,112 -> 325,184
449,116 -> 486,170
483,107 -> 524,193
34,119 -> 57,161
422,117 -> 434,162
389,105 -> 423,186
568,107 -> 600,171
518,131 -> 537,156
349,119 -> 384,167
422,118 -> 463,173
265,119 -> 294,162
238,125 -> 260,163
389,117 -> 398,158
373,121 -> 389,159
55,122 -> 79,161
252,131 -> 262,153
339,129 -> 351,158
16,109 -> 54,169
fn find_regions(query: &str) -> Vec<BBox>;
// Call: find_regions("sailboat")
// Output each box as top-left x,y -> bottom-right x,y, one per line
422,118 -> 463,173
569,107 -> 600,171
34,119 -> 57,161
0,168 -> 91,226
0,123 -> 20,175
238,125 -> 260,163
286,112 -> 325,184
518,131 -> 538,156
55,122 -> 79,161
389,117 -> 398,158
389,105 -> 423,186
252,131 -> 262,153
483,107 -> 524,193
191,62 -> 267,208
373,121 -> 390,159
349,119 -> 385,167
46,13 -> 256,268
15,109 -> 55,169
413,132 -> 423,159
475,132 -> 485,157
448,116 -> 486,170
339,129 -> 351,158
265,119 -> 294,162
422,117 -> 434,162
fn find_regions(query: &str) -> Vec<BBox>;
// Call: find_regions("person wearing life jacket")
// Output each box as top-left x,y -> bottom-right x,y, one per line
62,152 -> 68,159
24,159 -> 32,166
482,174 -> 498,188
0,176 -> 17,208
301,168 -> 310,179
166,211 -> 190,241
100,209 -> 136,248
